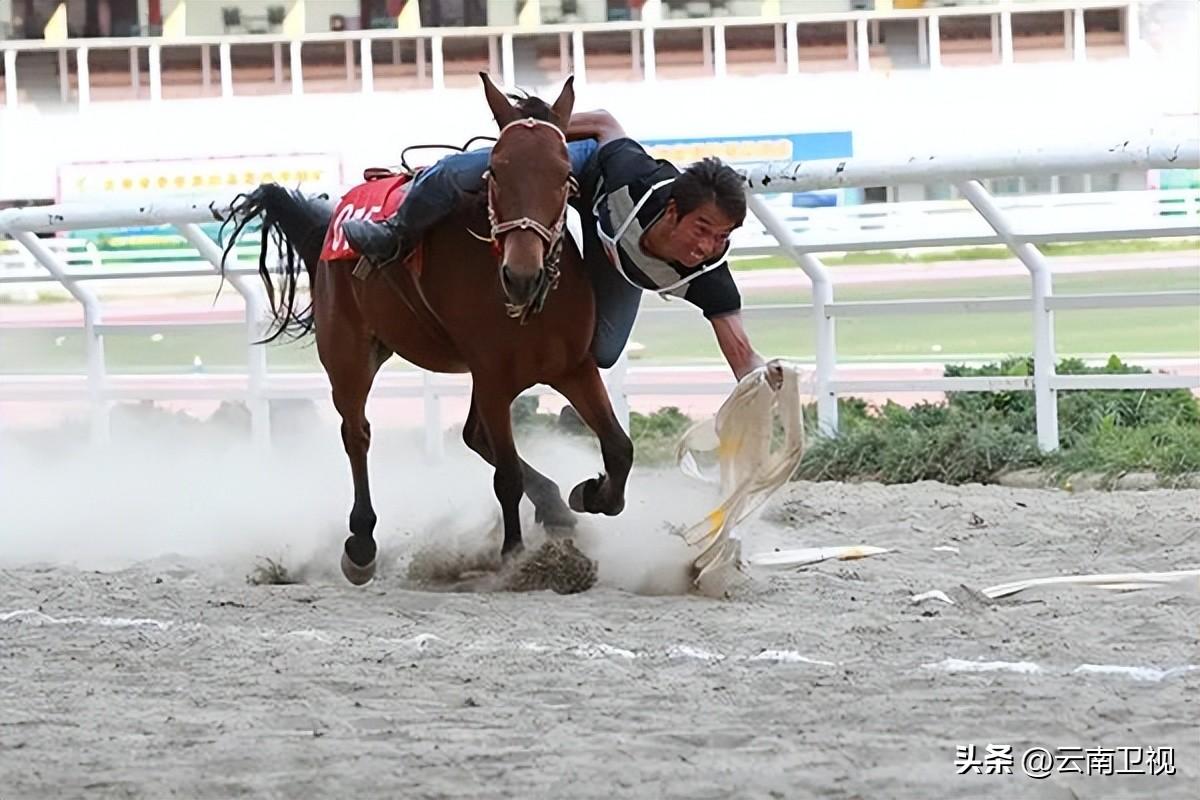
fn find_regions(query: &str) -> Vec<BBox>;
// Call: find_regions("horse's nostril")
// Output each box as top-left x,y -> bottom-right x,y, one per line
501,265 -> 515,288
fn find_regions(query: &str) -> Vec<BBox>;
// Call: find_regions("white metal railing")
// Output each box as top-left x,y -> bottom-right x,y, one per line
1,135 -> 1198,455
0,0 -> 1137,110
4,188 -> 1191,288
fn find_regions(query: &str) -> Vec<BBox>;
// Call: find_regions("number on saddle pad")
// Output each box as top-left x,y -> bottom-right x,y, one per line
320,171 -> 414,262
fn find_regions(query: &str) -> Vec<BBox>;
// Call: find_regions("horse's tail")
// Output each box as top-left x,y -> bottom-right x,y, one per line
218,183 -> 334,342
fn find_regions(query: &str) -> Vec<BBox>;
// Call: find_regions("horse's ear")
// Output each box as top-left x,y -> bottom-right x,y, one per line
479,72 -> 519,129
549,75 -> 575,131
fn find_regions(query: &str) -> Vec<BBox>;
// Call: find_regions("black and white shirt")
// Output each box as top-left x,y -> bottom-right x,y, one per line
581,138 -> 742,320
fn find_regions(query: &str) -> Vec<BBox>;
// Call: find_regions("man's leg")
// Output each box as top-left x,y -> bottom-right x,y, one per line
343,148 -> 491,266
580,222 -> 642,370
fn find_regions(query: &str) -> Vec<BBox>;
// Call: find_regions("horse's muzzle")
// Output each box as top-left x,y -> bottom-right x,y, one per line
500,263 -> 549,317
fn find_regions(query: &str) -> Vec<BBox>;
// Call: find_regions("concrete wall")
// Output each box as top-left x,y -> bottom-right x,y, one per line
0,59 -> 1183,202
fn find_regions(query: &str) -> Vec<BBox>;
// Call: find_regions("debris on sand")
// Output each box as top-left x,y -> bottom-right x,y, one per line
246,557 -> 298,586
404,539 -> 597,595
503,539 -> 598,595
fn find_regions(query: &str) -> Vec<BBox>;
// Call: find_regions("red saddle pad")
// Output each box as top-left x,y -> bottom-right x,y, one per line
321,171 -> 413,261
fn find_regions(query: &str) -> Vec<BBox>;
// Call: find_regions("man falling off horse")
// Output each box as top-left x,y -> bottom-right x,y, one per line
344,83 -> 784,388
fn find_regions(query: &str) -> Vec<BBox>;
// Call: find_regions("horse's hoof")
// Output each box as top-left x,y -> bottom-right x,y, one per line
568,479 -> 594,513
501,540 -> 525,562
569,476 -> 624,516
341,551 -> 377,586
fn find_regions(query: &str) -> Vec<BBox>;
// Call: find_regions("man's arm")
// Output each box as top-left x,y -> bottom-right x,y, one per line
566,110 -> 626,146
711,312 -> 784,388
710,312 -> 765,380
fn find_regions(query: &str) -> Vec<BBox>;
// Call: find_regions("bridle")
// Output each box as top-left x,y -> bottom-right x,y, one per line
470,118 -> 578,324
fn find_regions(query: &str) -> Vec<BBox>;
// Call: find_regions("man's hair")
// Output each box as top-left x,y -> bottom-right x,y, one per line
670,157 -> 746,225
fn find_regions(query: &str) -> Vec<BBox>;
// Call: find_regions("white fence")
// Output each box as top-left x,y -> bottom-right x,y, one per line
0,0 -> 1138,110
1,136 -> 1198,455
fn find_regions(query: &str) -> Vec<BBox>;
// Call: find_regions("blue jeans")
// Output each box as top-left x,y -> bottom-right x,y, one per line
401,139 -> 639,370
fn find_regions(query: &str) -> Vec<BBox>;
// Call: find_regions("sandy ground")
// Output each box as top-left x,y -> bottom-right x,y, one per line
1,423 -> 1198,799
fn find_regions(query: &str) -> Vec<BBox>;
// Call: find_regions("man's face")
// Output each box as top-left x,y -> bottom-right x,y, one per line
656,200 -> 738,268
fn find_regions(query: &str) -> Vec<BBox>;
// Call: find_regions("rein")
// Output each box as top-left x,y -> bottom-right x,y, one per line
471,118 -> 577,324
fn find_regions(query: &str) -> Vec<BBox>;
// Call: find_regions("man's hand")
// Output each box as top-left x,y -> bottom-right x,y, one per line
765,358 -> 785,391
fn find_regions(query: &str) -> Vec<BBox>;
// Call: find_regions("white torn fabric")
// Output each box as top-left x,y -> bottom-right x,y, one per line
746,545 -> 891,569
982,569 -> 1200,599
675,363 -> 807,593
911,590 -> 956,605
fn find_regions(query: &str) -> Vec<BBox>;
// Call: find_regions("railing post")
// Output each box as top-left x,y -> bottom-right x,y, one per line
12,232 -> 109,446
928,14 -> 941,70
423,371 -> 444,461
129,45 -> 140,95
642,23 -> 656,82
431,35 -> 444,90
149,44 -> 162,101
77,46 -> 90,108
1072,6 -> 1087,62
785,20 -> 799,75
714,23 -> 727,78
201,44 -> 212,90
177,223 -> 270,452
606,348 -> 632,433
219,42 -> 233,98
1123,2 -> 1139,58
746,194 -> 838,436
3,50 -> 17,109
290,40 -> 304,95
957,180 -> 1059,452
501,32 -> 515,86
360,37 -> 374,93
571,29 -> 586,85
855,17 -> 869,72
273,42 -> 284,84
58,48 -> 69,103
1000,9 -> 1014,65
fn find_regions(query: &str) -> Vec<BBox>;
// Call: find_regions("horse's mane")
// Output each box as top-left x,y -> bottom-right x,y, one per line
506,90 -> 554,124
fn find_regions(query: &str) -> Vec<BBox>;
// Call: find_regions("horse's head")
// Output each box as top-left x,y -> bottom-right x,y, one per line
479,72 -> 576,322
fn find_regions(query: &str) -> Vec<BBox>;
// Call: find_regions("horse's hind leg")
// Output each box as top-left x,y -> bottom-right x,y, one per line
551,363 -> 634,517
322,332 -> 390,585
470,386 -> 528,557
463,396 -> 576,530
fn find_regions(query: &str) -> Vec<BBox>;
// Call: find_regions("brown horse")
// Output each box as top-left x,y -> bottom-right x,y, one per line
220,74 -> 632,585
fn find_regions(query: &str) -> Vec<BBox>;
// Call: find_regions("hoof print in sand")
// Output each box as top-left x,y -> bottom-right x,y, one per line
504,539 -> 597,595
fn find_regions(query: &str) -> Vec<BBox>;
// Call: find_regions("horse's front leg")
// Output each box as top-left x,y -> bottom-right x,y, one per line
552,362 -> 634,516
472,386 -> 526,557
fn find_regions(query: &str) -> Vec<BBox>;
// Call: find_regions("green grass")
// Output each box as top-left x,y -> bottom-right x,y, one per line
4,268 -> 1197,374
730,238 -> 1200,271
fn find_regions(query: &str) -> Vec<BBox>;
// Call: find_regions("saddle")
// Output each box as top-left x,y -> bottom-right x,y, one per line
320,167 -> 418,275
